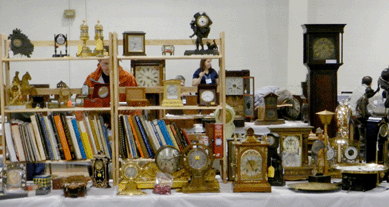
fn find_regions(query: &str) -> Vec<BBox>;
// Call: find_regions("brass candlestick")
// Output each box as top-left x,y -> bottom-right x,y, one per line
316,110 -> 335,174
77,20 -> 92,57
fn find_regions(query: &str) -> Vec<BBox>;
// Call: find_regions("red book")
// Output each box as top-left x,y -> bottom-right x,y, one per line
54,115 -> 72,161
181,129 -> 191,145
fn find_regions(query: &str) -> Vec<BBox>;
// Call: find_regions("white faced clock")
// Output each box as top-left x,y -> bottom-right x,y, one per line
196,15 -> 210,27
226,77 -> 244,95
240,149 -> 263,180
282,135 -> 301,167
201,90 -> 215,103
129,36 -> 144,52
167,84 -> 178,100
135,66 -> 160,87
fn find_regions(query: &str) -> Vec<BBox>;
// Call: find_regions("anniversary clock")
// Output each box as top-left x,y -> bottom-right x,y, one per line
181,143 -> 219,193
123,31 -> 146,56
302,24 -> 346,138
91,152 -> 111,188
131,60 -> 165,87
233,128 -> 271,192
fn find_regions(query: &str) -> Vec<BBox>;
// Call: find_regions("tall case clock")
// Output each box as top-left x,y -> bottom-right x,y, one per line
302,24 -> 346,138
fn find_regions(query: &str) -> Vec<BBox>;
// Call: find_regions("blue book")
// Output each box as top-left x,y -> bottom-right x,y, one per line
157,120 -> 174,146
134,116 -> 154,158
71,118 -> 87,159
99,115 -> 112,158
123,116 -> 138,158
37,114 -> 54,160
150,121 -> 163,147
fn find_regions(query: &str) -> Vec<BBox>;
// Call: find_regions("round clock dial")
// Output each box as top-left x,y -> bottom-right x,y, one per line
283,97 -> 301,120
187,148 -> 208,170
226,77 -> 244,95
240,149 -> 262,179
283,136 -> 300,153
95,160 -> 103,170
344,146 -> 358,160
267,134 -> 277,148
12,38 -> 23,48
379,124 -> 388,137
196,15 -> 209,27
166,84 -> 178,100
98,86 -> 109,98
327,146 -> 335,161
200,90 -> 215,103
155,145 -> 181,174
313,37 -> 335,60
124,165 -> 138,180
56,34 -> 66,45
135,66 -> 160,87
266,109 -> 277,119
7,170 -> 22,187
129,36 -> 144,52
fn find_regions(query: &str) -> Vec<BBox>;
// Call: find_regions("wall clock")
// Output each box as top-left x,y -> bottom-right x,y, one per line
117,160 -> 146,195
181,143 -> 219,193
8,28 -> 34,58
131,60 -> 165,87
233,128 -> 271,192
197,84 -> 217,106
155,145 -> 182,174
162,79 -> 183,107
123,31 -> 146,56
226,77 -> 244,95
2,163 -> 26,194
91,153 -> 111,188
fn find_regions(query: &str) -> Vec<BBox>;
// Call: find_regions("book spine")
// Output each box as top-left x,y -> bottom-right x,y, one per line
140,116 -> 158,154
150,120 -> 163,147
60,114 -> 76,160
181,128 -> 191,145
128,115 -> 145,158
153,120 -> 167,146
118,115 -> 129,158
53,115 -> 72,161
169,124 -> 183,152
92,116 -> 105,155
98,115 -> 111,159
33,114 -> 49,160
146,120 -> 161,151
47,114 -> 63,160
158,120 -> 174,146
71,118 -> 87,159
18,123 -> 31,161
83,115 -> 97,155
166,124 -> 180,150
27,123 -> 41,161
10,123 -> 25,161
30,114 -> 47,161
172,122 -> 187,148
78,120 -> 94,159
4,122 -> 18,162
123,115 -> 138,158
37,115 -> 54,160
66,117 -> 82,160
135,115 -> 154,158
88,116 -> 101,153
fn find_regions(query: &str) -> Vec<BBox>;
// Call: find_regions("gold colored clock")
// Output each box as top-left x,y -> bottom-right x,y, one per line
162,79 -> 183,107
233,127 -> 271,192
313,37 -> 335,60
117,160 -> 146,195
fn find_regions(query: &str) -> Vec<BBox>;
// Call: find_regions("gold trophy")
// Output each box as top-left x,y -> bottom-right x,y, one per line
77,20 -> 92,57
94,20 -> 107,57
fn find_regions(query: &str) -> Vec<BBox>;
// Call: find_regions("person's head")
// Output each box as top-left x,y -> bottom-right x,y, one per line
175,75 -> 185,86
99,59 -> 110,76
362,76 -> 373,86
200,59 -> 212,71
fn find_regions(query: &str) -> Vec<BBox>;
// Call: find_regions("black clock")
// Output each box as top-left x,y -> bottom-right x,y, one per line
91,153 -> 111,188
266,133 -> 285,186
8,28 -> 34,58
53,34 -> 69,57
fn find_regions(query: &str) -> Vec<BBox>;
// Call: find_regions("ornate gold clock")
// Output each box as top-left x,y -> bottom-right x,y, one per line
91,153 -> 111,188
117,160 -> 146,195
123,31 -> 146,56
131,60 -> 165,87
233,128 -> 271,192
162,79 -> 183,107
180,143 -> 219,193
2,164 -> 26,194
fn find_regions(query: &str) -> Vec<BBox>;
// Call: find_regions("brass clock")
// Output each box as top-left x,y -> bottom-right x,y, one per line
181,143 -> 219,193
162,79 -> 183,107
155,145 -> 182,174
131,60 -> 165,87
198,84 -> 217,106
312,37 -> 336,60
117,160 -> 146,195
123,31 -> 146,56
91,153 -> 111,188
233,128 -> 271,192
2,164 -> 26,194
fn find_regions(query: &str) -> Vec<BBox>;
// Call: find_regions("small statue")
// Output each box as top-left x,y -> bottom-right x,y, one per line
189,12 -> 212,51
311,128 -> 326,175
355,76 -> 380,161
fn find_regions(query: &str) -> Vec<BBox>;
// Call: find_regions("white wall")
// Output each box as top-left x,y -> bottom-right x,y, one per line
2,0 -> 386,96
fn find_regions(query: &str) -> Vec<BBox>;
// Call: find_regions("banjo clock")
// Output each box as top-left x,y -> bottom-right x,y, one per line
302,24 -> 346,138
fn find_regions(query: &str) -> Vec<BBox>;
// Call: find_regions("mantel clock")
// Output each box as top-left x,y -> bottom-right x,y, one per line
123,31 -> 146,56
255,92 -> 284,125
117,160 -> 145,195
233,128 -> 271,192
302,24 -> 346,138
162,79 -> 183,107
91,152 -> 111,188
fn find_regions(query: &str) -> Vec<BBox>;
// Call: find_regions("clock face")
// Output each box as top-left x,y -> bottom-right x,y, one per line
124,165 -> 138,179
95,160 -> 104,171
167,84 -> 178,100
313,37 -> 336,60
188,149 -> 208,170
56,34 -> 66,45
284,97 -> 301,120
196,15 -> 209,27
155,145 -> 181,174
12,38 -> 23,48
135,66 -> 160,87
7,170 -> 22,187
266,109 -> 277,119
200,90 -> 215,103
128,36 -> 144,52
267,134 -> 277,147
240,149 -> 263,180
283,135 -> 300,153
226,77 -> 244,95
379,124 -> 388,137
344,146 -> 358,160
98,86 -> 109,98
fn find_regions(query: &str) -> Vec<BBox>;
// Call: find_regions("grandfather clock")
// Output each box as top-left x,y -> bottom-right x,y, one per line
302,24 -> 346,138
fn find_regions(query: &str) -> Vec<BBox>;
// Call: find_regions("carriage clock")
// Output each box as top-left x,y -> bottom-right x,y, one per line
233,127 -> 271,192
91,152 -> 111,188
266,133 -> 285,186
268,126 -> 313,180
302,24 -> 346,138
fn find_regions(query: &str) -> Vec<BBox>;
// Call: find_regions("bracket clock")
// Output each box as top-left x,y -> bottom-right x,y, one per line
302,24 -> 346,138
233,128 -> 271,192
268,126 -> 313,180
91,152 -> 111,188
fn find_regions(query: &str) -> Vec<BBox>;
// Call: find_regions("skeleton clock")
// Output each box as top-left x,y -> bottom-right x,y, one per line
302,24 -> 346,138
